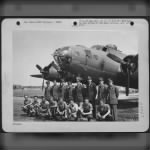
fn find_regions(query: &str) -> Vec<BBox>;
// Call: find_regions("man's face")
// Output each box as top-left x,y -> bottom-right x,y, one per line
53,80 -> 57,85
85,99 -> 89,104
34,97 -> 38,101
42,98 -> 46,102
61,81 -> 65,85
59,98 -> 63,103
24,96 -> 28,101
76,79 -> 80,84
88,79 -> 92,84
70,100 -> 74,105
108,81 -> 113,86
68,81 -> 72,86
99,80 -> 103,85
100,101 -> 104,106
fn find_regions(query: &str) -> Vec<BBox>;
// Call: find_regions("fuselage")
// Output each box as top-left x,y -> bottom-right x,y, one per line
53,45 -> 138,89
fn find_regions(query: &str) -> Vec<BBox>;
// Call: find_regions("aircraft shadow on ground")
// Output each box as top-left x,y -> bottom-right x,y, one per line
118,100 -> 138,109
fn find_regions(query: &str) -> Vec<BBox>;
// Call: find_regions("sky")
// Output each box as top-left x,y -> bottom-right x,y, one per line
13,30 -> 138,86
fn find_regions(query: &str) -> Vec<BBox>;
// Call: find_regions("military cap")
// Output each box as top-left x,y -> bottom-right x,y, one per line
76,76 -> 82,81
99,77 -> 104,81
107,78 -> 113,83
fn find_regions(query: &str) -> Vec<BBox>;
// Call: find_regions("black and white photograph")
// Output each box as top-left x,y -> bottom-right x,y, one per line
2,19 -> 149,132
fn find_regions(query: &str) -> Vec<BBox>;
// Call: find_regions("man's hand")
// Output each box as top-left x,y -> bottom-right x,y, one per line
102,115 -> 105,119
81,112 -> 85,115
95,95 -> 98,100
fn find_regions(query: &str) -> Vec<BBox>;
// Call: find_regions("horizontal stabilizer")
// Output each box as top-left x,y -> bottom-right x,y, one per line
30,74 -> 43,78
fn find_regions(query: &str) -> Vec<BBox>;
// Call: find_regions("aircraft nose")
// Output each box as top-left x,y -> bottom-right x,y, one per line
53,47 -> 72,65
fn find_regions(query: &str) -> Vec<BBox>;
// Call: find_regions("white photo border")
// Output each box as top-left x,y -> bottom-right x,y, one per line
2,18 -> 149,132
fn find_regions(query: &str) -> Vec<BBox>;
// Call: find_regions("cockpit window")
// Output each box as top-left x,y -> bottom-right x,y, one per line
93,55 -> 98,60
61,46 -> 70,51
91,45 -> 104,50
85,50 -> 92,58
102,47 -> 107,52
75,51 -> 80,56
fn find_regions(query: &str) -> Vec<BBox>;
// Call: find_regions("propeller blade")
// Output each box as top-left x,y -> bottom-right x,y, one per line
36,64 -> 43,72
51,61 -> 60,71
47,61 -> 54,68
107,53 -> 126,64
125,68 -> 130,96
30,74 -> 43,78
42,78 -> 44,91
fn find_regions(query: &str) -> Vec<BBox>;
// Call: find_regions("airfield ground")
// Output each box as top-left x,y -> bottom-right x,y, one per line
13,89 -> 138,121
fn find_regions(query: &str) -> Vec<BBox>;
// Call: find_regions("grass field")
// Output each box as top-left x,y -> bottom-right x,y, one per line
13,89 -> 138,121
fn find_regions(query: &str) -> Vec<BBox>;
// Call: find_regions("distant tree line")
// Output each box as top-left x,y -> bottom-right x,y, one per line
13,85 -> 41,89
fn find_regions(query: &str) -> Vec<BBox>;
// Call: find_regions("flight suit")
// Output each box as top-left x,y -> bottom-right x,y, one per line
44,86 -> 51,101
74,83 -> 85,106
67,103 -> 78,121
56,101 -> 68,120
29,100 -> 40,116
59,84 -> 67,101
96,104 -> 113,121
79,102 -> 93,121
86,82 -> 97,118
38,100 -> 50,117
49,99 -> 57,118
66,85 -> 75,104
51,84 -> 59,101
106,85 -> 119,121
22,99 -> 31,114
97,84 -> 107,104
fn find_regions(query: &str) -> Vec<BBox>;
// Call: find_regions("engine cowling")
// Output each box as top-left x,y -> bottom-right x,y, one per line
121,55 -> 138,74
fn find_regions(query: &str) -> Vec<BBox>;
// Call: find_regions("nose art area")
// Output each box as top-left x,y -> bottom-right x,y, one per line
53,47 -> 72,65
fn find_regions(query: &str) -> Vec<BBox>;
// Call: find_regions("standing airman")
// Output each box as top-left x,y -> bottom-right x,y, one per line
74,77 -> 85,107
106,78 -> 119,121
44,81 -> 51,102
51,80 -> 59,102
96,77 -> 107,104
86,76 -> 97,118
66,80 -> 75,104
58,78 -> 67,101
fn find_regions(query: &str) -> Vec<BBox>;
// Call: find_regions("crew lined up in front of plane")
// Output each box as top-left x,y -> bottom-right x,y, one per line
22,76 -> 119,121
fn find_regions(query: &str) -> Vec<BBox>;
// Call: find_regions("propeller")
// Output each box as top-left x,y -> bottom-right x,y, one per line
30,74 -> 43,78
107,53 -> 138,96
35,61 -> 60,91
42,77 -> 44,91
43,61 -> 59,72
36,64 -> 43,72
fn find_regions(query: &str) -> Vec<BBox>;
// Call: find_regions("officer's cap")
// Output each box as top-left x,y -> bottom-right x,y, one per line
24,95 -> 28,98
76,77 -> 81,81
107,78 -> 113,83
99,77 -> 104,81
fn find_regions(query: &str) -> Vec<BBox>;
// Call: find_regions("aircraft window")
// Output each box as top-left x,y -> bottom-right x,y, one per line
85,50 -> 92,58
75,51 -> 80,56
102,47 -> 107,52
91,45 -> 104,50
61,46 -> 70,51
93,55 -> 98,60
